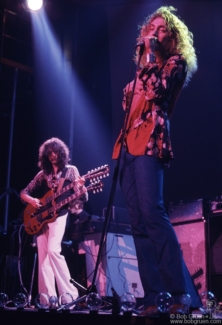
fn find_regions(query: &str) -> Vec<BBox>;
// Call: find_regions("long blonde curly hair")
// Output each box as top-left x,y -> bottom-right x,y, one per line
135,6 -> 197,85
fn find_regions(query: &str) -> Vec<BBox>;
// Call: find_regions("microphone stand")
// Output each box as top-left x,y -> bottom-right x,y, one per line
62,44 -> 145,311
88,43 -> 145,293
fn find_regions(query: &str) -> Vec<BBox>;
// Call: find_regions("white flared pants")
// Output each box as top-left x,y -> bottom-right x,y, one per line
37,213 -> 78,299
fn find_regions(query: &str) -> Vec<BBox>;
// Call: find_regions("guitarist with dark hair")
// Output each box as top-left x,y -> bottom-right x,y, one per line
20,137 -> 88,301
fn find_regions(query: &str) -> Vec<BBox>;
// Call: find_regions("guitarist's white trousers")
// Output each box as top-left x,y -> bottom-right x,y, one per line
37,212 -> 78,299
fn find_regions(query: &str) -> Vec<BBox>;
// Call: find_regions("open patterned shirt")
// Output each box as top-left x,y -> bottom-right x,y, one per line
112,54 -> 187,162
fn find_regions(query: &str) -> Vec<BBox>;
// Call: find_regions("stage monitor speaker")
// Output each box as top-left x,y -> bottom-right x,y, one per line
79,232 -> 144,298
169,200 -> 207,295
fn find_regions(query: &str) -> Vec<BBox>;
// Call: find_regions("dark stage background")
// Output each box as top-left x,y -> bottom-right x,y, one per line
1,0 -> 222,226
0,0 -> 222,298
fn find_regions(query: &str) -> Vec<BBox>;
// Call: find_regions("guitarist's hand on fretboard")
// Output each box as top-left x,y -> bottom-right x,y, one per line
75,176 -> 86,191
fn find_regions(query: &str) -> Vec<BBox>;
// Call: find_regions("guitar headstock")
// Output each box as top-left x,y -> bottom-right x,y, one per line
87,180 -> 104,194
85,164 -> 109,183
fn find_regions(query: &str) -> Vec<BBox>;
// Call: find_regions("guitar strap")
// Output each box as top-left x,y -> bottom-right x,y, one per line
56,167 -> 69,194
51,167 -> 69,217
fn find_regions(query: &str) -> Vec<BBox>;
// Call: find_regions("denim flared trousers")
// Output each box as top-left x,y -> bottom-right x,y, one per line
119,151 -> 202,308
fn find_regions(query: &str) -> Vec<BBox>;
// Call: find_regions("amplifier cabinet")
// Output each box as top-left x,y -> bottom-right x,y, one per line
81,201 -> 210,298
79,232 -> 144,298
169,200 -> 208,295
172,220 -> 207,295
208,213 -> 222,274
207,213 -> 222,301
169,199 -> 205,224
103,206 -> 130,225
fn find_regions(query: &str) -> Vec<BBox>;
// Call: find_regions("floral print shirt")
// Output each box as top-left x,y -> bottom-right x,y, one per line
113,54 -> 187,162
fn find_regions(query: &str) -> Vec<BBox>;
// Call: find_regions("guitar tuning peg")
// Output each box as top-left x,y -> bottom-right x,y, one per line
100,188 -> 103,192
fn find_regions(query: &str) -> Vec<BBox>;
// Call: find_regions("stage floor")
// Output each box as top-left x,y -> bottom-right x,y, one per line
1,307 -> 222,325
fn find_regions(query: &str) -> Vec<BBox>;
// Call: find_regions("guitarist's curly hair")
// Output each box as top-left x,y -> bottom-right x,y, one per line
38,137 -> 70,175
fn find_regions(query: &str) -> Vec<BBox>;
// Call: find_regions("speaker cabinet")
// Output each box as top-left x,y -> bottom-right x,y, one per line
208,213 -> 222,301
169,200 -> 208,295
172,220 -> 207,294
102,206 -> 130,224
208,214 -> 222,273
79,232 -> 144,298
81,201 -> 213,298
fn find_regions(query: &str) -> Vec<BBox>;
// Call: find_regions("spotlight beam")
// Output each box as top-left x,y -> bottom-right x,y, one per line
23,0 -> 44,11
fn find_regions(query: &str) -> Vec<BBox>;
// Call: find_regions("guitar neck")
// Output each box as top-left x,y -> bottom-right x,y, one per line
49,182 -> 102,215
53,165 -> 109,199
54,181 -> 77,199
49,188 -> 87,214
53,173 -> 88,200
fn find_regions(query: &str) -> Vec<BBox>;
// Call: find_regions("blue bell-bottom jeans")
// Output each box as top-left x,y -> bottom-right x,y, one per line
119,151 -> 202,308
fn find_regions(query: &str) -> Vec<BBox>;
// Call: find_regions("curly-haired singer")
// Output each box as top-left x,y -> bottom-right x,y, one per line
113,6 -> 201,313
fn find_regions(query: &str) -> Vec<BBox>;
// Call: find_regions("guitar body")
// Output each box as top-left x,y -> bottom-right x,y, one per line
23,165 -> 109,235
23,190 -> 58,235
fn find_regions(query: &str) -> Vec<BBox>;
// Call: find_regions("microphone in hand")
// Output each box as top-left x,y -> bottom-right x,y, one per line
135,40 -> 145,47
147,36 -> 157,63
135,37 -> 157,61
149,36 -> 157,52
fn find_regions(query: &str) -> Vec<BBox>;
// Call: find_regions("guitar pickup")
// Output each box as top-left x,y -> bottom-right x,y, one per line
36,213 -> 43,223
46,195 -> 54,203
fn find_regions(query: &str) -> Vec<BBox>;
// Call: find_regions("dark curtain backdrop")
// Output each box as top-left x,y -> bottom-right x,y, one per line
1,0 -> 222,229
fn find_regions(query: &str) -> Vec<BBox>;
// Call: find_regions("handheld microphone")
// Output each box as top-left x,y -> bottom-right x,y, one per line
149,36 -> 157,51
135,41 -> 145,47
147,37 -> 157,63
